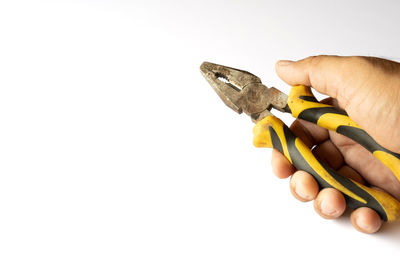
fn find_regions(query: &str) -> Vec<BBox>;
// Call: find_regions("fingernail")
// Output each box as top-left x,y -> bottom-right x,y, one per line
277,60 -> 294,67
321,199 -> 337,215
355,216 -> 375,233
295,184 -> 311,200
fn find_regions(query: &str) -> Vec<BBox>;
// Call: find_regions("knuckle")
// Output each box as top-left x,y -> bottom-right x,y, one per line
306,55 -> 327,66
304,55 -> 330,81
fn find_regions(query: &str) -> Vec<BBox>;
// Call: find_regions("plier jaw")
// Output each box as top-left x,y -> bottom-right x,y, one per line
200,62 -> 288,122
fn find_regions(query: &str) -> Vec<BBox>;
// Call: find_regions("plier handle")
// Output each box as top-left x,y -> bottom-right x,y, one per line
200,62 -> 400,222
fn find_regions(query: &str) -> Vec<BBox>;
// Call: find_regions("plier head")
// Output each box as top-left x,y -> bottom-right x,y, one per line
200,62 -> 288,122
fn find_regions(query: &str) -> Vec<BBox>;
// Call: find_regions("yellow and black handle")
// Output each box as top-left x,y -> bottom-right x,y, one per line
253,115 -> 400,222
287,85 -> 400,182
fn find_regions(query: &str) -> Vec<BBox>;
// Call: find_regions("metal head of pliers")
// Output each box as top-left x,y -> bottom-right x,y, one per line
200,62 -> 289,122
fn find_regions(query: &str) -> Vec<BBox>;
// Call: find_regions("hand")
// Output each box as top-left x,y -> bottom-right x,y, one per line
273,56 -> 400,233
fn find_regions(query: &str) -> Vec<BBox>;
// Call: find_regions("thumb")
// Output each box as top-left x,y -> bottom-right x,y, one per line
275,55 -> 353,106
275,55 -> 400,153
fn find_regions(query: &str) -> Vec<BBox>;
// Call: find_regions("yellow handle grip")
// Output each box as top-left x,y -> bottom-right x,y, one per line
288,85 -> 400,183
253,115 -> 400,222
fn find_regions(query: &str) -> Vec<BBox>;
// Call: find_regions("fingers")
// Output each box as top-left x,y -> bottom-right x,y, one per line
314,188 -> 346,219
350,207 -> 382,234
312,140 -> 344,170
291,117 -> 344,170
337,165 -> 365,185
269,116 -> 384,233
271,149 -> 295,178
290,119 -> 329,147
290,171 -> 319,202
314,186 -> 383,233
271,150 -> 382,233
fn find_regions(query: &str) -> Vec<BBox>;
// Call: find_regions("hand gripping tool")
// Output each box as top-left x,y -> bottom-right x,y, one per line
200,61 -> 400,222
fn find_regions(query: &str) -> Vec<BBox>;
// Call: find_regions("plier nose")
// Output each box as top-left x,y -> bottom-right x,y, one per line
200,62 -> 288,122
200,62 -> 261,114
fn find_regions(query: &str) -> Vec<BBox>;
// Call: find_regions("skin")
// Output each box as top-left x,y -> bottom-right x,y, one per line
273,55 -> 400,234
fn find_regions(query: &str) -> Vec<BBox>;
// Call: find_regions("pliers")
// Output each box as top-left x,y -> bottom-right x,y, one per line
200,61 -> 400,222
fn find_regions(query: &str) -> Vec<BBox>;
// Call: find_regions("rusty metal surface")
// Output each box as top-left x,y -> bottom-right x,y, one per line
200,62 -> 288,122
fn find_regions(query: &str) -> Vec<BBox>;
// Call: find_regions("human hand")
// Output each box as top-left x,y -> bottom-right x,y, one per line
272,56 -> 400,233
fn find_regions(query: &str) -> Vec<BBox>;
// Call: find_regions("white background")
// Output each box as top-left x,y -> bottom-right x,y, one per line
0,0 -> 400,266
